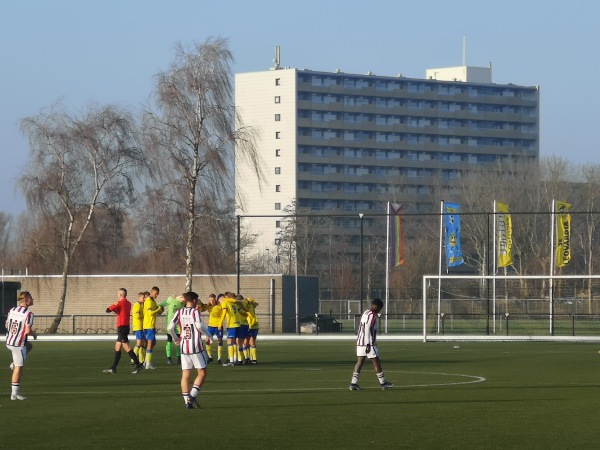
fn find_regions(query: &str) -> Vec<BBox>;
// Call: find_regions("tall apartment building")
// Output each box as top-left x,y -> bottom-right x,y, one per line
235,60 -> 539,261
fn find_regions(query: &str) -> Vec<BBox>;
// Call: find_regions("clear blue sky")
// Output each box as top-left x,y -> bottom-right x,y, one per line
1,0 -> 598,215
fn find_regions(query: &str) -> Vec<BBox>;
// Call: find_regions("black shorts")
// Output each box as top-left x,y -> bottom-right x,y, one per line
117,326 -> 130,343
166,333 -> 180,342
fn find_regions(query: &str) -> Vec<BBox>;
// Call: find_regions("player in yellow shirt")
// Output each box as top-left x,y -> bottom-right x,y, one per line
218,292 -> 242,366
131,291 -> 147,364
204,294 -> 224,364
245,297 -> 259,364
237,295 -> 251,365
143,286 -> 163,369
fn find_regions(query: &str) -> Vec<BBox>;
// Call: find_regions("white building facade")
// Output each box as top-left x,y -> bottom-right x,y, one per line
235,64 -> 539,259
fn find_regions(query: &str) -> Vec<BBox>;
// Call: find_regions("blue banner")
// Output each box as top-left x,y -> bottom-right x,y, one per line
444,202 -> 464,267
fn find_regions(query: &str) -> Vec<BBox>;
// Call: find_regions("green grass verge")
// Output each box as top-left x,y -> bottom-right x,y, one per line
2,340 -> 600,449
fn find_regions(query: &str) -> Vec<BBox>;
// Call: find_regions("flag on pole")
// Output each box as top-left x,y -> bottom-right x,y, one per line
389,202 -> 404,267
497,202 -> 513,268
444,202 -> 464,267
555,201 -> 571,267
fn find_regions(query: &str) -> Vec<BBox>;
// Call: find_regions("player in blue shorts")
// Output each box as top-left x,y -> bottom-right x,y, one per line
245,297 -> 259,364
131,292 -> 147,364
205,294 -> 224,363
219,292 -> 242,366
236,295 -> 250,365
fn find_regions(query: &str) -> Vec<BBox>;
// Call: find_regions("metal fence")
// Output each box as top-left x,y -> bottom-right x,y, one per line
236,209 -> 600,338
238,210 -> 600,309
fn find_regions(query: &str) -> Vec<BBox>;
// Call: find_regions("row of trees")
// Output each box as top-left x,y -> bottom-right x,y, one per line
2,38 -> 263,332
262,157 -> 600,312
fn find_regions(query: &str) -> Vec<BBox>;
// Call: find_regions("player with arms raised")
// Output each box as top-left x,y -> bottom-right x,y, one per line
349,298 -> 394,390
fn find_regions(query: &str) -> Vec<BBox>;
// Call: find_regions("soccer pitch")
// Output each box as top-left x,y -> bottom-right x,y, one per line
2,340 -> 599,449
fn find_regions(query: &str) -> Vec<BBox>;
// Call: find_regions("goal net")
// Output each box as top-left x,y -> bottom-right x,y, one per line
421,274 -> 600,341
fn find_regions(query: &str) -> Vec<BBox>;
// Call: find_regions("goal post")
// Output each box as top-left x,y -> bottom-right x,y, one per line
422,274 -> 600,342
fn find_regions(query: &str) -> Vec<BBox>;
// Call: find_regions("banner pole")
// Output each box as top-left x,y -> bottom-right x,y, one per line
438,200 -> 444,334
493,200 -> 497,334
550,199 -> 555,335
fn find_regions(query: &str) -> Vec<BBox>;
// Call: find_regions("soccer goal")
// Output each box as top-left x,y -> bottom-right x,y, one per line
421,274 -> 600,342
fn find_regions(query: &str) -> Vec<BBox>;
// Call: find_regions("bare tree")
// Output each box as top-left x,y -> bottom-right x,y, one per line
0,212 -> 13,269
574,163 -> 600,312
20,103 -> 142,332
143,38 -> 263,291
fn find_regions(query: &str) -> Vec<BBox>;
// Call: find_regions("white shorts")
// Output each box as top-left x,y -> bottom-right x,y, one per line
6,345 -> 27,367
356,345 -> 379,359
181,351 -> 208,370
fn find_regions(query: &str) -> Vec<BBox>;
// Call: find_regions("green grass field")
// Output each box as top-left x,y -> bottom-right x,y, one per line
2,339 -> 600,449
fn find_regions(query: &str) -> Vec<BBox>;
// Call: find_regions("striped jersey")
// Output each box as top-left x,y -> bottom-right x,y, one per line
169,307 -> 205,355
356,310 -> 378,346
5,306 -> 34,347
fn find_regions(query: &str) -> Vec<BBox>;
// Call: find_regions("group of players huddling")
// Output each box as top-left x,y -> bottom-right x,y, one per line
103,287 -> 260,409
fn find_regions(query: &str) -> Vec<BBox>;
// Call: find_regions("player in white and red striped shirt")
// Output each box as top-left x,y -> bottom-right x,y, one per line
349,298 -> 394,391
5,291 -> 37,400
168,291 -> 212,409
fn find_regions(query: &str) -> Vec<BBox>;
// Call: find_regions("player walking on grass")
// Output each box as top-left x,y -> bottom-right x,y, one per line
159,294 -> 184,365
143,286 -> 163,369
168,291 -> 212,409
104,288 -> 144,374
5,291 -> 37,400
349,298 -> 394,391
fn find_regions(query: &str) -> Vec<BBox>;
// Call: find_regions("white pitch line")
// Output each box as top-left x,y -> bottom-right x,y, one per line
20,372 -> 486,396
387,371 -> 487,388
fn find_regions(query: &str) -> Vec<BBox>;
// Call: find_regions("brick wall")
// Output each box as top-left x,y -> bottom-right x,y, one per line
1,274 -> 319,334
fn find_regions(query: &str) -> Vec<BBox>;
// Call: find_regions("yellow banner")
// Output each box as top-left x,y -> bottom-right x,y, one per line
555,201 -> 571,268
497,202 -> 513,268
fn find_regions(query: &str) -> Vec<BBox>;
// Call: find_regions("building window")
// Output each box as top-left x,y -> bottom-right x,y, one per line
275,185 -> 281,192
275,149 -> 281,157
275,256 -> 281,264
275,203 -> 281,210
275,114 -> 281,121
275,167 -> 281,174
275,220 -> 281,228
275,96 -> 280,103
275,238 -> 281,246
275,131 -> 281,139
275,78 -> 280,86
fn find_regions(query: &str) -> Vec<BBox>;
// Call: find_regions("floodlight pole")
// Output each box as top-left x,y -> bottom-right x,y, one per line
359,213 -> 364,314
